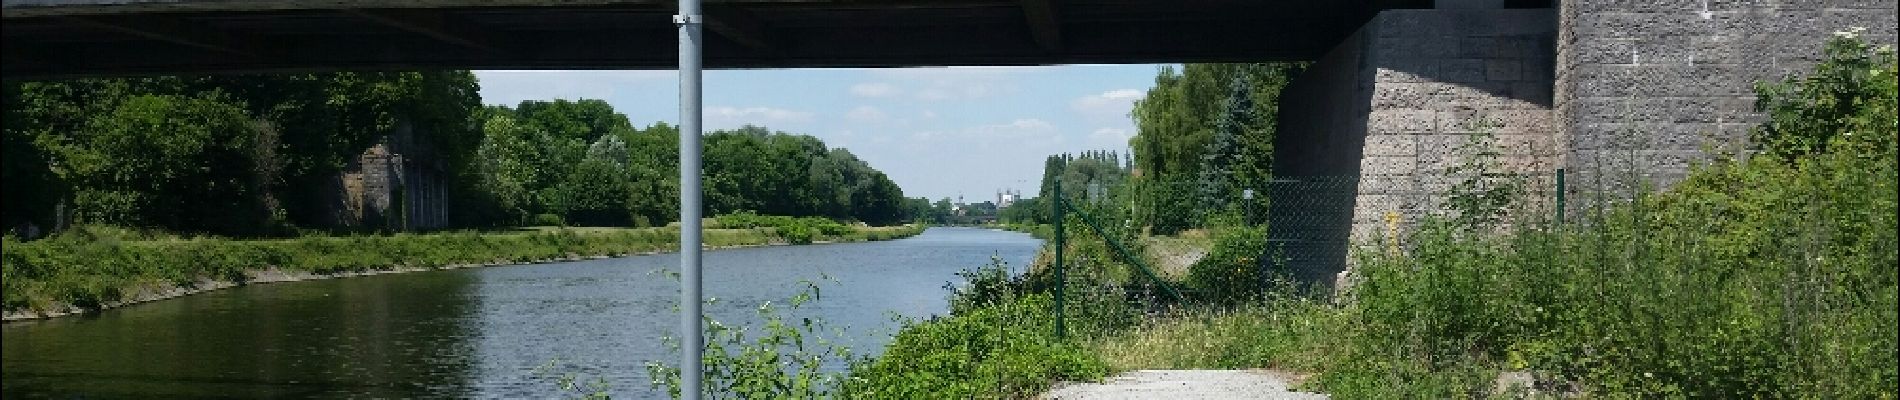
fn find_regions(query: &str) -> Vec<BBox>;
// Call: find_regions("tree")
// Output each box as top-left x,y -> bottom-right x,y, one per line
1127,63 -> 1301,231
58,93 -> 270,233
1198,71 -> 1269,218
514,99 -> 633,143
851,172 -> 908,226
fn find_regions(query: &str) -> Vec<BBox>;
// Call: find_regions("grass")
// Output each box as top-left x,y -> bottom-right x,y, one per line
844,261 -> 1111,399
1091,37 -> 1898,398
1090,301 -> 1337,373
841,37 -> 1896,399
1,221 -> 925,315
1137,229 -> 1211,279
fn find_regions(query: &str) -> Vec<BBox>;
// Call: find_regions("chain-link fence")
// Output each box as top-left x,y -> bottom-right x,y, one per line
1049,166 -> 1572,287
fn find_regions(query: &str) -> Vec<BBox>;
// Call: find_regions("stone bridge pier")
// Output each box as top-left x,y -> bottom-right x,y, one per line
1268,0 -> 1898,291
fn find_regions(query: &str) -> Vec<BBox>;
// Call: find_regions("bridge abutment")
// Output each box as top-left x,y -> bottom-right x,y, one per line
1273,1 -> 1897,292
1272,8 -> 1560,288
1555,0 -> 1899,201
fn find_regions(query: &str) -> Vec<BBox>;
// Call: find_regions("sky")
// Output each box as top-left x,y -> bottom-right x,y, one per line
473,65 -> 1165,202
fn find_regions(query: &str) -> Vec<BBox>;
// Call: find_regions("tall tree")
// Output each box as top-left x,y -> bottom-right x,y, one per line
1127,63 -> 1302,230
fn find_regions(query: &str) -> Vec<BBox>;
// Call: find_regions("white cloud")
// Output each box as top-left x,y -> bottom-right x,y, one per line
850,82 -> 900,98
865,67 -> 1033,101
1090,127 -> 1131,141
975,118 -> 1056,134
474,70 -> 672,106
845,105 -> 887,123
908,118 -> 1061,146
706,106 -> 814,128
1070,89 -> 1145,115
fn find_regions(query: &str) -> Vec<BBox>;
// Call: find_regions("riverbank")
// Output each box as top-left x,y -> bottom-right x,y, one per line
1,223 -> 925,321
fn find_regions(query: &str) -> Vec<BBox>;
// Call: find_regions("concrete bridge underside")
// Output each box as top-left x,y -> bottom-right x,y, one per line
2,0 -> 1441,78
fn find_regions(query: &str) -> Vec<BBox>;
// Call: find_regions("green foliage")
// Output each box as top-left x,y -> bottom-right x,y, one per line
1131,64 -> 1299,179
533,358 -> 612,400
1307,36 -> 1899,398
60,93 -> 264,230
1126,63 -> 1300,233
5,75 -> 912,235
712,211 -> 861,245
993,197 -> 1040,226
1753,30 -> 1898,161
0,222 -> 922,313
1129,178 -> 1200,235
1035,151 -> 1128,210
513,99 -> 634,143
647,281 -> 856,399
531,213 -> 568,227
471,118 -> 913,228
3,71 -> 483,235
1184,226 -> 1270,305
840,252 -> 1153,398
1091,300 -> 1341,373
1443,130 -> 1529,231
1008,37 -> 1899,399
848,292 -> 1108,398
1197,73 -> 1268,219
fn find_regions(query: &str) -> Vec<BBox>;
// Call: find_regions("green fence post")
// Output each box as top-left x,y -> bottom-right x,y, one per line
1052,180 -> 1066,339
1556,168 -> 1566,225
1065,201 -> 1187,304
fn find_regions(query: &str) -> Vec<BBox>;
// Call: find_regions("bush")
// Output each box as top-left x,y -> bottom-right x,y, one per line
713,211 -> 861,244
1184,225 -> 1269,304
847,293 -> 1108,398
530,213 -> 567,227
778,221 -> 815,245
647,281 -> 853,398
1309,35 -> 1898,398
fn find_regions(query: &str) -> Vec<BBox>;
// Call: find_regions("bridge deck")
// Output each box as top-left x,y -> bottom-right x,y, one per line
3,0 -> 1429,78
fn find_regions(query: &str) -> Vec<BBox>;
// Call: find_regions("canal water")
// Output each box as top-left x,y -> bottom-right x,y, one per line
1,227 -> 1040,398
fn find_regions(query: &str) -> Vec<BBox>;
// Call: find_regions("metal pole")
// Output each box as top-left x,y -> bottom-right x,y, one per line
1555,168 -> 1566,226
1052,180 -> 1066,339
674,1 -> 704,398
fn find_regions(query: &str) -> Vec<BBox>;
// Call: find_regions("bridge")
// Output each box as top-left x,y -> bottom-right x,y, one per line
8,0 -> 1897,340
1,0 -> 1450,78
6,0 -> 1894,297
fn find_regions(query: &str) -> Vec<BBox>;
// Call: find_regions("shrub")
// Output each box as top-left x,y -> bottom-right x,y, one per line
1184,225 -> 1269,304
846,293 -> 1108,398
647,281 -> 854,399
778,221 -> 815,245
531,213 -> 567,227
1309,35 -> 1898,398
1753,29 -> 1898,161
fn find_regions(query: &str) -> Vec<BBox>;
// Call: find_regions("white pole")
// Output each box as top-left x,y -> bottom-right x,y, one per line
673,0 -> 704,398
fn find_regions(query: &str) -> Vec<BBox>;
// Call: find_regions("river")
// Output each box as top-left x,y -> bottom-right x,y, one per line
1,227 -> 1041,398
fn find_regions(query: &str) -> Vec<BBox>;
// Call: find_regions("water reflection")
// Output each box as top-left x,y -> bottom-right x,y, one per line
2,270 -> 481,398
3,227 -> 1039,398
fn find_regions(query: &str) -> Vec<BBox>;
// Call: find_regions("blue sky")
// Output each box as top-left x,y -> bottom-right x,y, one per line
473,65 -> 1165,202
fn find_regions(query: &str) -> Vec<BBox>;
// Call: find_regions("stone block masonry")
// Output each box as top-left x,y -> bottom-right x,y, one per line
331,119 -> 452,231
1556,0 -> 1899,199
1270,2 -> 1896,294
1273,8 -> 1560,290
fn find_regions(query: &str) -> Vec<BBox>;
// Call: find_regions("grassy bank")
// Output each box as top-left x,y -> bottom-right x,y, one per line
1119,38 -> 1894,398
2,221 -> 925,317
843,36 -> 1897,398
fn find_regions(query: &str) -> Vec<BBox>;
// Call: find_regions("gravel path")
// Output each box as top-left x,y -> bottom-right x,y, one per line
1041,370 -> 1329,399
